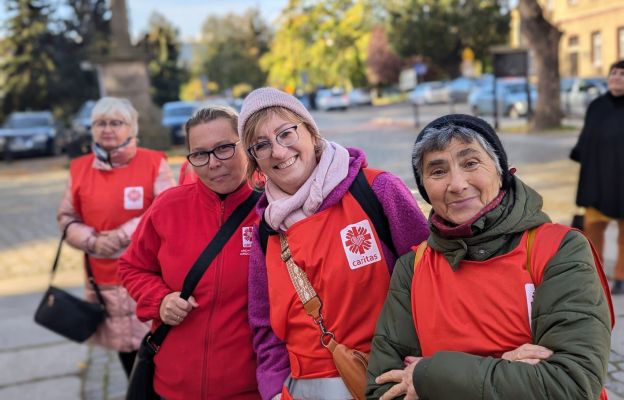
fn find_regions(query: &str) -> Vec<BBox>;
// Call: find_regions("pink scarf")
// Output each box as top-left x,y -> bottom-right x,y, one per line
264,140 -> 350,231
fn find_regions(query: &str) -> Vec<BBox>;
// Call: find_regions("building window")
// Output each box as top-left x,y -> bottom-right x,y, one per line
568,35 -> 579,47
591,31 -> 602,68
568,0 -> 578,5
619,27 -> 624,60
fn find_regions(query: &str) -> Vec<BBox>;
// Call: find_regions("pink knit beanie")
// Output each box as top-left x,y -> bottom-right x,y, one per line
238,87 -> 319,141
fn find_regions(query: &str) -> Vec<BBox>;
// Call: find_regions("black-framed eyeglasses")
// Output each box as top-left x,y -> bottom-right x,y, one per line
186,141 -> 240,167
247,123 -> 302,160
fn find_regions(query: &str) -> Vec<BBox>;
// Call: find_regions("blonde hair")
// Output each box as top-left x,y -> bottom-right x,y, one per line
184,106 -> 239,150
241,106 -> 323,190
91,97 -> 139,137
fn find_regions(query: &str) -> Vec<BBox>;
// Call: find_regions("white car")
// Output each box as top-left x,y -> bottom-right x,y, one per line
408,82 -> 450,105
316,89 -> 349,111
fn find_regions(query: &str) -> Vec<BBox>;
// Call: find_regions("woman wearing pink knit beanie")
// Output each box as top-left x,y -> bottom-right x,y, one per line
239,87 -> 429,400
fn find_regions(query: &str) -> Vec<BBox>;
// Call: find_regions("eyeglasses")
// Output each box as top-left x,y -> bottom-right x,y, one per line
247,123 -> 302,160
92,119 -> 127,130
186,141 -> 240,167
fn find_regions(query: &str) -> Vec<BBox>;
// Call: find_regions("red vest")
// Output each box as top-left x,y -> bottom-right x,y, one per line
411,224 -> 613,399
266,169 -> 391,378
70,148 -> 165,284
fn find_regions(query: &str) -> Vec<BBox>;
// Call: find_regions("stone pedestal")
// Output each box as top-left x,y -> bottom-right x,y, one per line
97,61 -> 170,150
92,0 -> 170,150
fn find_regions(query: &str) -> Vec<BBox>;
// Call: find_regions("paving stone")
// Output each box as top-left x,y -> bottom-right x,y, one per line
0,341 -> 86,386
0,376 -> 81,400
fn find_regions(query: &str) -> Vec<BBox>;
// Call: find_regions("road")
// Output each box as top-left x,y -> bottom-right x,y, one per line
1,102 -> 622,399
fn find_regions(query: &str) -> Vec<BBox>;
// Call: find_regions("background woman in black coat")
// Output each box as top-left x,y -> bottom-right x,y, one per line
571,59 -> 624,293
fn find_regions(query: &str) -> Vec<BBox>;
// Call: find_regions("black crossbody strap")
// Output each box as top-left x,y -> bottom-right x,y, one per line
259,170 -> 397,257
50,221 -> 106,309
150,190 -> 261,347
348,169 -> 397,257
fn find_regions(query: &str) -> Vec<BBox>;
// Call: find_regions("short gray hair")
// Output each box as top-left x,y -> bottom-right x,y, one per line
412,124 -> 503,180
91,97 -> 139,137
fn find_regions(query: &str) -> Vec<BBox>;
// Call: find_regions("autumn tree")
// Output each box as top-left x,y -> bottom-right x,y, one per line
518,0 -> 562,129
366,26 -> 402,86
262,0 -> 374,90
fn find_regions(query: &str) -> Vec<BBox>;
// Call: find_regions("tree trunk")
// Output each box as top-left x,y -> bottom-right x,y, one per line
518,0 -> 563,130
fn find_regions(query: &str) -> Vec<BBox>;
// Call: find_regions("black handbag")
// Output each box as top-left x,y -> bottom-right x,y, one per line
126,191 -> 260,400
34,222 -> 107,342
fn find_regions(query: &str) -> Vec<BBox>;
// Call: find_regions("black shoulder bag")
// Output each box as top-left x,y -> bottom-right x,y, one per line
126,191 -> 261,400
34,221 -> 107,342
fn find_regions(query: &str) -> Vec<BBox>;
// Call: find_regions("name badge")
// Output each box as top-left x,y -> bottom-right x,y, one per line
124,186 -> 144,210
340,219 -> 382,270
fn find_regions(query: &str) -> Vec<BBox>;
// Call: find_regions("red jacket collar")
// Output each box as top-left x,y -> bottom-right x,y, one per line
195,178 -> 253,213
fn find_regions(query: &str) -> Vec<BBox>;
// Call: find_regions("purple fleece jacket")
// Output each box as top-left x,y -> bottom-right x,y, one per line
248,147 -> 429,399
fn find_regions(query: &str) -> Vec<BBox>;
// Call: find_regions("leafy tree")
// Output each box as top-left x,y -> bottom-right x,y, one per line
54,0 -> 110,116
383,0 -> 510,78
138,12 -> 189,106
0,0 -> 111,121
261,0 -> 374,90
197,8 -> 271,90
366,26 -> 402,86
0,0 -> 59,117
64,0 -> 110,56
519,0 -> 562,129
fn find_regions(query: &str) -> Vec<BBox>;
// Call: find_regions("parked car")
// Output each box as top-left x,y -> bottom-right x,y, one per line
469,78 -> 537,118
162,101 -> 198,145
65,100 -> 96,158
560,77 -> 607,117
448,77 -> 478,103
0,111 -> 67,157
408,81 -> 450,105
348,88 -> 373,106
316,88 -> 349,111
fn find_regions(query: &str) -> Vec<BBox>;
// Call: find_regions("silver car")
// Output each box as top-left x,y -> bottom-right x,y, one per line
560,77 -> 607,117
469,78 -> 537,118
316,89 -> 349,111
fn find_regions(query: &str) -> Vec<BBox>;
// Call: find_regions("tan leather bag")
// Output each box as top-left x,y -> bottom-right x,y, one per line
327,339 -> 369,400
279,234 -> 369,400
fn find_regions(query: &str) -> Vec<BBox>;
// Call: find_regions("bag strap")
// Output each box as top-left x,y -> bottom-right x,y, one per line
348,169 -> 397,257
279,233 -> 336,348
148,190 -> 261,349
413,241 -> 428,272
524,227 -> 539,282
50,221 -> 106,309
259,169 -> 396,256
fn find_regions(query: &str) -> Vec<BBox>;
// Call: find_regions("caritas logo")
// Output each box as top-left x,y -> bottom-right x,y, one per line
340,220 -> 382,270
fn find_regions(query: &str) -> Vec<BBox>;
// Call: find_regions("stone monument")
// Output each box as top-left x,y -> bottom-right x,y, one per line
93,0 -> 170,150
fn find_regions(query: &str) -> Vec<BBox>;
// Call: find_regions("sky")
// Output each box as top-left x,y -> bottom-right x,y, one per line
0,0 -> 290,41
127,0 -> 289,40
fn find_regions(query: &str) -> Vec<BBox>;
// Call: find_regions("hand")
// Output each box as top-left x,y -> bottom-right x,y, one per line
101,229 -> 130,248
159,292 -> 199,326
93,233 -> 122,257
502,343 -> 553,365
377,357 -> 421,400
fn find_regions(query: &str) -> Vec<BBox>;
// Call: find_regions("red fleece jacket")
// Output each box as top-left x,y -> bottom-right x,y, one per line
119,181 -> 260,400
